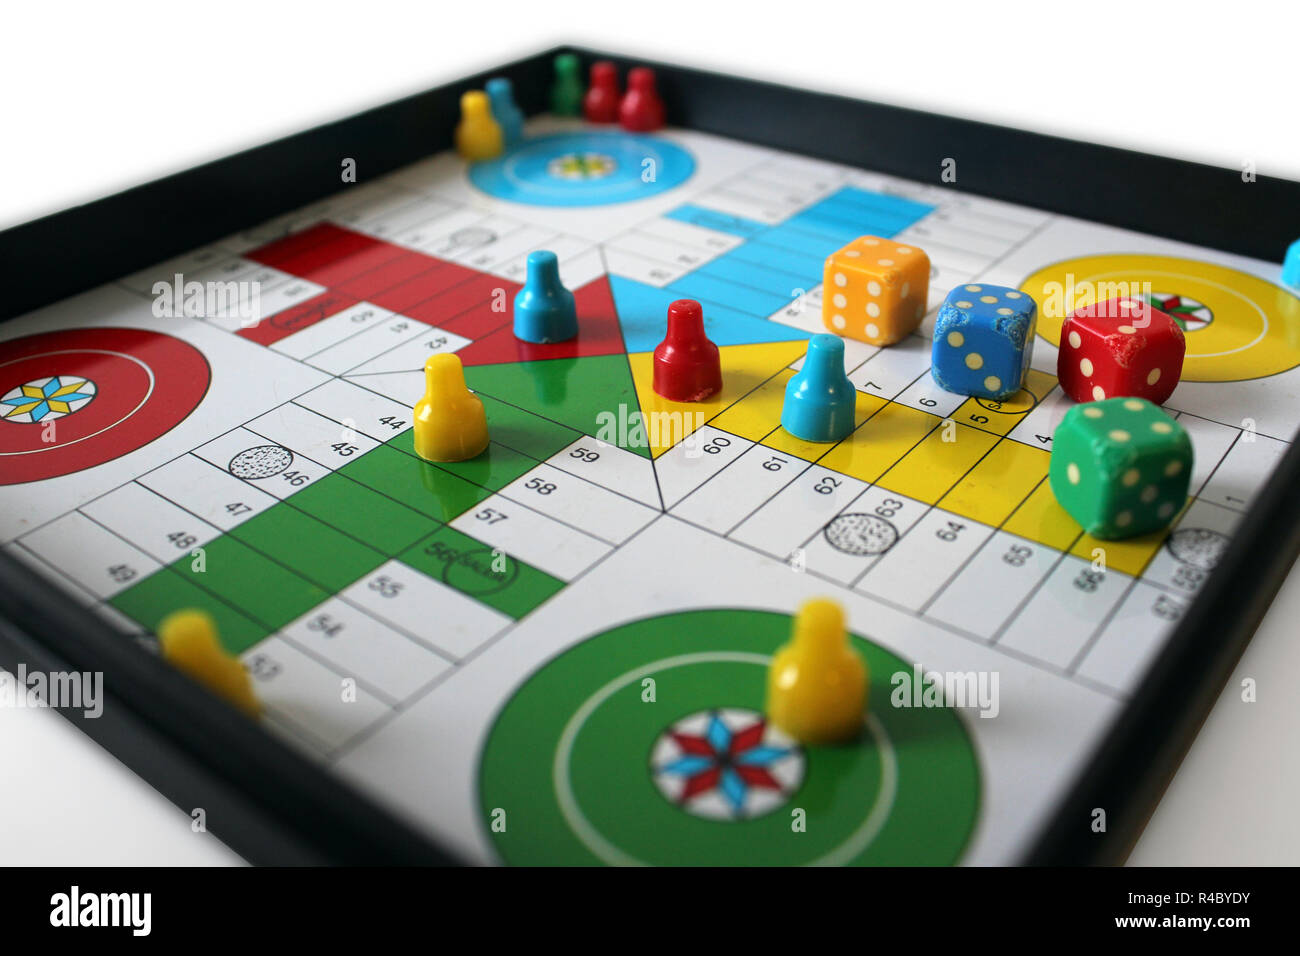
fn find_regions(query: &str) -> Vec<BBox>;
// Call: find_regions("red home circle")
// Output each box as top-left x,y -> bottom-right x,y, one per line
0,327 -> 210,485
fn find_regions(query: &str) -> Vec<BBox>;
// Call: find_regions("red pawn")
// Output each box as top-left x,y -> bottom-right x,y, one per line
654,300 -> 722,402
619,67 -> 665,132
583,61 -> 620,123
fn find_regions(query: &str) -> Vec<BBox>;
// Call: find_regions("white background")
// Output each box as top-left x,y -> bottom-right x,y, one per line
1,0 -> 1297,864
3,0 -> 1298,229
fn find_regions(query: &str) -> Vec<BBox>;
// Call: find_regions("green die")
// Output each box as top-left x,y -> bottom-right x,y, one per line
1048,397 -> 1193,539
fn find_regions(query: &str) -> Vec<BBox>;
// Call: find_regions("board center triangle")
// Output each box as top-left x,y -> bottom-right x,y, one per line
456,274 -> 626,367
608,274 -> 812,352
462,351 -> 648,453
629,340 -> 811,457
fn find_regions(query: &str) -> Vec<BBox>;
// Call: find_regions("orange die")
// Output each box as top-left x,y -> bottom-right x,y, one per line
822,236 -> 930,345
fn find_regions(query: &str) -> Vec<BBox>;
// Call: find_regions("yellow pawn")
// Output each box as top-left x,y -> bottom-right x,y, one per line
454,91 -> 503,161
766,598 -> 867,744
414,353 -> 489,462
158,610 -> 260,718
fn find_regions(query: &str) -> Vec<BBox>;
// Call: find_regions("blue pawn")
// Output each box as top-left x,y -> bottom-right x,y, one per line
486,77 -> 524,148
513,251 -> 577,344
1283,239 -> 1300,289
781,334 -> 857,443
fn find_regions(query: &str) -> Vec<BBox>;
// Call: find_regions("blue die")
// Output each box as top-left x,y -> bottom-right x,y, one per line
931,284 -> 1037,400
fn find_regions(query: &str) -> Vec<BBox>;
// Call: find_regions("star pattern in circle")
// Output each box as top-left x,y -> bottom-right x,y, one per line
1,376 -> 97,424
547,152 -> 617,180
1146,292 -> 1213,332
650,708 -> 804,821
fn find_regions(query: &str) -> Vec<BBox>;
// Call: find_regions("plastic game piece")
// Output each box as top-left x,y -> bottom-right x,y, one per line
413,353 -> 489,462
618,67 -> 665,132
158,609 -> 260,718
550,53 -> 584,116
513,250 -> 578,344
931,284 -> 1038,400
1057,296 -> 1185,405
485,77 -> 525,147
1049,397 -> 1193,539
1283,239 -> 1300,289
582,61 -> 620,123
766,598 -> 867,744
454,91 -> 503,162
652,299 -> 722,402
823,235 -> 931,345
781,334 -> 857,443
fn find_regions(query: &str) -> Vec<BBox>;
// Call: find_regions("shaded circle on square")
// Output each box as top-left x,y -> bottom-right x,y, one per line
448,227 -> 497,249
1165,528 -> 1229,571
823,513 -> 898,556
228,444 -> 293,479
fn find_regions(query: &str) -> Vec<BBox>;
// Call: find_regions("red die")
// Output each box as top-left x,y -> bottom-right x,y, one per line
1057,297 -> 1185,405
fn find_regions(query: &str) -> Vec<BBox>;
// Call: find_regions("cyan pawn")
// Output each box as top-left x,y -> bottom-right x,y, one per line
486,77 -> 524,148
1283,238 -> 1300,289
513,251 -> 577,344
782,334 -> 857,443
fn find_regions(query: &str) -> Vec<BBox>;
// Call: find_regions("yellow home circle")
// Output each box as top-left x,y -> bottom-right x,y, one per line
1021,253 -> 1300,382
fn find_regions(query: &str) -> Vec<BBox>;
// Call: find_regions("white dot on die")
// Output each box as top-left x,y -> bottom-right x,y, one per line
1068,331 -> 1082,349
834,273 -> 847,287
867,281 -> 881,296
1141,485 -> 1158,503
1080,358 -> 1094,376
832,314 -> 846,329
980,295 -> 997,304
896,246 -> 913,255
1109,429 -> 1131,442
878,258 -> 895,267
1067,463 -> 1080,484
866,323 -> 880,338
1083,407 -> 1103,419
947,331 -> 965,347
1116,511 -> 1132,527
996,307 -> 1013,315
863,238 -> 881,246
984,375 -> 1002,392
1151,422 -> 1173,434
1165,460 -> 1183,477
1124,399 -> 1144,411
1120,299 -> 1139,310
1147,368 -> 1161,385
843,250 -> 862,257
901,282 -> 910,298
833,293 -> 847,308
1122,468 -> 1140,486
965,352 -> 984,370
965,285 -> 981,293
1005,291 -> 1022,299
866,302 -> 880,317
1118,325 -> 1136,334
1092,386 -> 1106,400
1158,502 -> 1176,519
956,300 -> 973,309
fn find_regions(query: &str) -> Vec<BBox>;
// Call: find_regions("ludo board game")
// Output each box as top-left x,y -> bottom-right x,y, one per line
2,48 -> 1298,866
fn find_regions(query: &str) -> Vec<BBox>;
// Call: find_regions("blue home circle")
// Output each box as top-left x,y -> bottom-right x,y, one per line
468,131 -> 695,207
